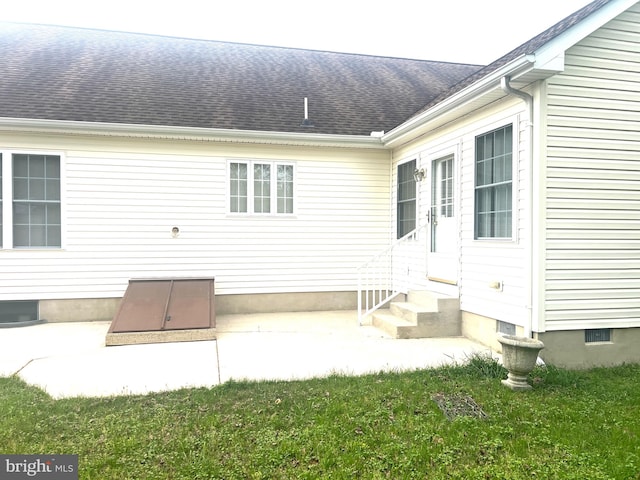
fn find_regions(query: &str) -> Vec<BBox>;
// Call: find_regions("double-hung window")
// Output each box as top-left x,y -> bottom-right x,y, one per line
397,159 -> 417,238
474,125 -> 513,239
229,160 -> 294,214
0,154 -> 3,247
1,153 -> 62,248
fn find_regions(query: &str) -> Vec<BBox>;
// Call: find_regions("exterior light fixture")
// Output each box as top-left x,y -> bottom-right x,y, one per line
413,168 -> 426,182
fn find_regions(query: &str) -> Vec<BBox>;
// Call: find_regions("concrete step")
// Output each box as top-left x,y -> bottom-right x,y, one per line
371,291 -> 461,339
371,310 -> 413,339
390,301 -> 439,323
408,290 -> 460,310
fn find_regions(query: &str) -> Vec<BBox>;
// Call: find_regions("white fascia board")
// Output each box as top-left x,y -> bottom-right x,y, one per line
381,55 -> 537,147
382,0 -> 638,149
0,117 -> 386,150
533,0 -> 639,66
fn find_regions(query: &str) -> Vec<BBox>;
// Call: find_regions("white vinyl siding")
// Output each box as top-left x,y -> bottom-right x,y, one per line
0,136 -> 390,300
392,104 -> 529,324
459,112 -> 527,324
544,4 -> 640,330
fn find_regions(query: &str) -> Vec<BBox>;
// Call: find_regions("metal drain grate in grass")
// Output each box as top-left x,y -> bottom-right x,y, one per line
432,393 -> 488,420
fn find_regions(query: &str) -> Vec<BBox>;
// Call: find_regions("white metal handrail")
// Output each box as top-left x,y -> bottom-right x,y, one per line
357,224 -> 428,325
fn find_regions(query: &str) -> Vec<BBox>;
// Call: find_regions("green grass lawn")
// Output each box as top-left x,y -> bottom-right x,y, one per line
1,357 -> 639,479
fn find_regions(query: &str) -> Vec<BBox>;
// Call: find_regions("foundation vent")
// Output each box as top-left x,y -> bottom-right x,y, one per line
497,320 -> 516,336
585,328 -> 611,343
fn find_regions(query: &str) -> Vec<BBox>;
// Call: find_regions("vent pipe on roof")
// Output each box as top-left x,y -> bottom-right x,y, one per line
300,97 -> 314,127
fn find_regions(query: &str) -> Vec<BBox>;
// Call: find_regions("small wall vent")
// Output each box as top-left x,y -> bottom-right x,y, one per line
585,328 -> 611,343
497,320 -> 516,336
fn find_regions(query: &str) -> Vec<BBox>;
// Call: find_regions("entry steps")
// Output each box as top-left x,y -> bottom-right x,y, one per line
372,290 -> 461,339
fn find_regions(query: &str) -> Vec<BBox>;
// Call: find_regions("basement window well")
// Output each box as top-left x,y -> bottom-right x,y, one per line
0,301 -> 42,328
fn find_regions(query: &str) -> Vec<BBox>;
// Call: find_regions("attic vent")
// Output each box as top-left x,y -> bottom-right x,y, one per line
300,97 -> 314,127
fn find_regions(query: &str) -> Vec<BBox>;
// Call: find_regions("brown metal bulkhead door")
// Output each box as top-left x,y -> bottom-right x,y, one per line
108,278 -> 215,334
164,279 -> 214,330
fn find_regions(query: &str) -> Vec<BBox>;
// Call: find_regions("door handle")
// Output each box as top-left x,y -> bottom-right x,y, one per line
428,208 -> 438,226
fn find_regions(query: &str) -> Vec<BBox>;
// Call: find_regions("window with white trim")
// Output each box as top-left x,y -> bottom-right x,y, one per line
1,153 -> 62,248
0,154 -> 3,248
474,125 -> 513,239
397,159 -> 416,238
229,160 -> 294,214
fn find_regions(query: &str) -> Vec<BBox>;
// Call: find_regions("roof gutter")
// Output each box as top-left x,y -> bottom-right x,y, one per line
0,117 -> 386,149
381,54 -> 536,148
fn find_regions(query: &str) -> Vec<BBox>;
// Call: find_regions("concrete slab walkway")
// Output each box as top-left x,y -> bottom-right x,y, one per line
0,311 -> 492,399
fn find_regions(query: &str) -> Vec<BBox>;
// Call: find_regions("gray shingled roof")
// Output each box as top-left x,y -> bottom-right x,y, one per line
0,23 -> 481,136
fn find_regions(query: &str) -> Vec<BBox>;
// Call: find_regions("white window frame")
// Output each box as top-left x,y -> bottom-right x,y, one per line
473,121 -> 517,241
227,159 -> 295,215
1,150 -> 65,250
397,158 -> 417,238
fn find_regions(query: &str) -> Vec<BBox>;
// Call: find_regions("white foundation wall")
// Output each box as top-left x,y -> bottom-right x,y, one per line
0,132 -> 391,301
391,98 -> 532,328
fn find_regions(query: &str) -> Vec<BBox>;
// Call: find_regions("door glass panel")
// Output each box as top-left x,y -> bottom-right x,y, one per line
430,155 -> 455,254
439,158 -> 454,218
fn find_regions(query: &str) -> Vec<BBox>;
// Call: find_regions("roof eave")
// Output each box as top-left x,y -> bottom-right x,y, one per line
381,54 -> 540,148
382,0 -> 639,149
533,0 -> 639,64
0,117 -> 386,149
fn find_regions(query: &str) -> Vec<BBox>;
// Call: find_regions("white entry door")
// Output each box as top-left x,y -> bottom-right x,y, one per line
428,155 -> 457,283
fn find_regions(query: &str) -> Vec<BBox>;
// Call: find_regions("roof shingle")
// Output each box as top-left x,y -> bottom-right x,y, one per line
0,23 -> 481,135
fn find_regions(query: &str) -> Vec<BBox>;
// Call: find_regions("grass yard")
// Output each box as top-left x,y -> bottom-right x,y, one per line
1,357 -> 639,479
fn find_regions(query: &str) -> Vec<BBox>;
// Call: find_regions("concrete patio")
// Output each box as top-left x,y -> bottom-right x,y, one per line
0,310 -> 492,399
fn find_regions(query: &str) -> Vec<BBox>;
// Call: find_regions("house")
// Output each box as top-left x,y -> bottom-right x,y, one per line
0,0 -> 638,368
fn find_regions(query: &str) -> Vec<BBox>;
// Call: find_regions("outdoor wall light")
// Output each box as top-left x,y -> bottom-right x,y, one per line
413,168 -> 426,182
171,226 -> 180,238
